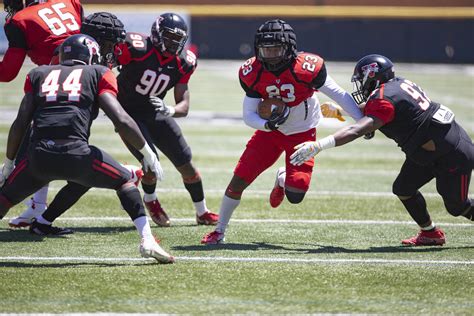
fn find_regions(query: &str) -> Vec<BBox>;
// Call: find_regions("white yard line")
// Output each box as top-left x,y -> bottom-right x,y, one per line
3,216 -> 472,227
0,256 -> 472,266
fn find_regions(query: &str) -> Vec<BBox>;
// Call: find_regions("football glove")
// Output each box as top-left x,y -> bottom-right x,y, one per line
139,144 -> 164,181
150,96 -> 175,117
320,102 -> 345,122
290,141 -> 321,166
265,106 -> 290,131
0,158 -> 14,187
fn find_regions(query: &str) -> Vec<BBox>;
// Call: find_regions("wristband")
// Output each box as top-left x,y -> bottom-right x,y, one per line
317,135 -> 336,151
139,143 -> 156,161
167,105 -> 176,117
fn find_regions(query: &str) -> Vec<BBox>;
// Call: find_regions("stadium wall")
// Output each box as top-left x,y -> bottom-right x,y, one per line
1,4 -> 472,64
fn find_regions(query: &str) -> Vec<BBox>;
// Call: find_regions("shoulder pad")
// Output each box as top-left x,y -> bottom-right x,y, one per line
124,32 -> 152,59
239,57 -> 262,87
293,52 -> 325,84
178,49 -> 198,73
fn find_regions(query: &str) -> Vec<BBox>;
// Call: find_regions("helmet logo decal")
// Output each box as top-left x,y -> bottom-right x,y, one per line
361,62 -> 379,79
85,38 -> 99,56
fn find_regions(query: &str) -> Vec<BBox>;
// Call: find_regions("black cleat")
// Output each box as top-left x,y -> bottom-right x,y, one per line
29,219 -> 74,236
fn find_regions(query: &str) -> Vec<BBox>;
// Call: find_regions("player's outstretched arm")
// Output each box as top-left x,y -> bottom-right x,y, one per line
6,93 -> 35,160
290,116 -> 383,166
98,92 -> 163,180
171,83 -> 190,118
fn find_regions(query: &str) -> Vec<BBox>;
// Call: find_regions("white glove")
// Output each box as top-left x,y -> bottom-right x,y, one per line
0,158 -> 14,187
290,142 -> 322,166
320,102 -> 345,122
139,144 -> 164,181
290,136 -> 336,166
150,96 -> 175,117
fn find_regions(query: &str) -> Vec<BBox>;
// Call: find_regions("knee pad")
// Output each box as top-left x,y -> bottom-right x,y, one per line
445,199 -> 472,217
285,190 -> 305,204
392,178 -> 416,197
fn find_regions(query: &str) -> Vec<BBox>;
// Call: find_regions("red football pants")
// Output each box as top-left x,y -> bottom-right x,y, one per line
234,128 -> 316,191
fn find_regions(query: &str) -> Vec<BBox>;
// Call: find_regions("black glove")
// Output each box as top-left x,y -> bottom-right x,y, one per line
149,96 -> 174,117
364,131 -> 375,140
265,106 -> 290,131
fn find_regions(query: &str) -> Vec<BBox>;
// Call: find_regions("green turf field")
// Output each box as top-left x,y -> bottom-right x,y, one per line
0,60 -> 473,314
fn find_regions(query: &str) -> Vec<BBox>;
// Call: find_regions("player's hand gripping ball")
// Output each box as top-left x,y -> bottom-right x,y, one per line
258,98 -> 287,120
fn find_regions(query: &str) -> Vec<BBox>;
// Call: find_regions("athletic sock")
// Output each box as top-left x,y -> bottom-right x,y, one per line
215,195 -> 240,233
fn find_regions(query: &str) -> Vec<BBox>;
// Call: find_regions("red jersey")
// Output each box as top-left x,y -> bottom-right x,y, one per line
1,0 -> 82,81
238,53 -> 325,107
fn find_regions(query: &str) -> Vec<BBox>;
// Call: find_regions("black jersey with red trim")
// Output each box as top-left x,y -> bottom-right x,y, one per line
238,52 -> 326,106
4,0 -> 83,66
24,64 -> 117,145
116,32 -> 197,118
364,77 -> 459,161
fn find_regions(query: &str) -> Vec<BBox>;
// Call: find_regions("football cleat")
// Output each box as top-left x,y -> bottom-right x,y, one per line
8,198 -> 47,228
401,228 -> 446,246
269,167 -> 286,208
123,164 -> 144,187
139,238 -> 175,264
29,219 -> 73,236
145,199 -> 170,227
201,230 -> 225,245
196,211 -> 219,225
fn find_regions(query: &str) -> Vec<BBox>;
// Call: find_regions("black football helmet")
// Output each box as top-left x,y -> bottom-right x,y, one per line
151,13 -> 188,56
81,12 -> 126,66
4,0 -> 44,19
254,19 -> 297,72
351,54 -> 395,104
59,34 -> 101,65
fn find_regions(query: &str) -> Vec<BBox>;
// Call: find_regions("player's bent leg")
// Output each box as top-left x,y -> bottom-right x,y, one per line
117,183 -> 174,264
201,175 -> 249,245
9,185 -> 50,228
177,162 -> 218,225
270,167 -> 286,208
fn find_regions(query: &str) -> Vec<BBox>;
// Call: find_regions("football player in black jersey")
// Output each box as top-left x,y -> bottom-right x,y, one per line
0,34 -> 174,263
113,13 -> 218,227
291,54 -> 473,246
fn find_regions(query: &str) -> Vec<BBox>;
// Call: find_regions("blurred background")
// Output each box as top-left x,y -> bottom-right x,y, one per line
1,0 -> 473,63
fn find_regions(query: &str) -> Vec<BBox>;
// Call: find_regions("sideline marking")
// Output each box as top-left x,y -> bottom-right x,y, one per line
0,256 -> 472,266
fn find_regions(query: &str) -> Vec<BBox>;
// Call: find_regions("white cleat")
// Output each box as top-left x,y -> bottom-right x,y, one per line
9,198 -> 47,228
139,238 -> 175,264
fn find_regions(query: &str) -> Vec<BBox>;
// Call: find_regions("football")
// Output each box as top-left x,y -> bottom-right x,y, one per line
257,98 -> 287,120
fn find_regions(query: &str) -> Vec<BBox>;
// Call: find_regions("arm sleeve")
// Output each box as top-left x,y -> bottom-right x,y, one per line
0,47 -> 27,82
364,99 -> 395,125
242,95 -> 268,131
98,70 -> 118,96
318,74 -> 364,121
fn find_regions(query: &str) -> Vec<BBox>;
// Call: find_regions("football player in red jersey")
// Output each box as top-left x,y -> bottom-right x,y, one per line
0,34 -> 173,263
110,13 -> 218,227
1,0 -> 82,81
290,54 -> 474,246
2,0 -> 83,227
201,19 -> 364,244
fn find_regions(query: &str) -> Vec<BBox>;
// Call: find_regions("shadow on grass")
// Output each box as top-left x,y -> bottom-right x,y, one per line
0,261 -> 154,268
173,241 -> 474,254
0,226 -> 136,242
